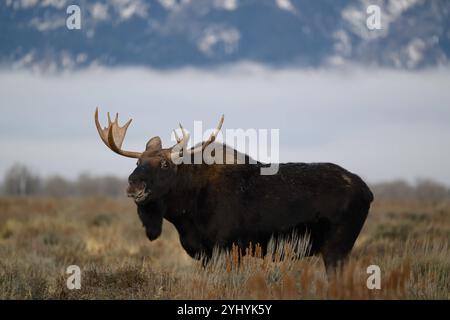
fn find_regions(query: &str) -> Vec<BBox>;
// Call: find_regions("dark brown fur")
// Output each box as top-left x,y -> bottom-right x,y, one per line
129,142 -> 373,273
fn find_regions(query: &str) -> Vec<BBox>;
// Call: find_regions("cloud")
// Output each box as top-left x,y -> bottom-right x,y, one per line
0,64 -> 449,184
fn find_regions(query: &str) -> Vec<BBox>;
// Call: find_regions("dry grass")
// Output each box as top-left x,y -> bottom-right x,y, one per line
0,196 -> 449,299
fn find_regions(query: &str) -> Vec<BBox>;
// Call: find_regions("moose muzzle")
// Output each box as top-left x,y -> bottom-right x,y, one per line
127,181 -> 150,203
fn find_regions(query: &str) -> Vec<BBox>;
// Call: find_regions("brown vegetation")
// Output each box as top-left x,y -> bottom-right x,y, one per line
0,193 -> 449,299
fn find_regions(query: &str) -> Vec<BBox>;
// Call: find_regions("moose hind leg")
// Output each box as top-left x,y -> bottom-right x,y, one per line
321,203 -> 370,276
321,228 -> 353,275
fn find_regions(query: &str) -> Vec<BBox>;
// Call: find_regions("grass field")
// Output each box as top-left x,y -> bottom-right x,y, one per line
0,196 -> 449,299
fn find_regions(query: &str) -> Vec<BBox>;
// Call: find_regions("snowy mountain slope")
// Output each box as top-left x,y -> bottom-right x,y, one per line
1,0 -> 449,70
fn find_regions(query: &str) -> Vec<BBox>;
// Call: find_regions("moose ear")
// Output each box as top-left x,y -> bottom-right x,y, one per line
146,136 -> 162,152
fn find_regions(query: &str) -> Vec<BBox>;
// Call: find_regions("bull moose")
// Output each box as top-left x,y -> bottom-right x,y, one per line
94,108 -> 373,273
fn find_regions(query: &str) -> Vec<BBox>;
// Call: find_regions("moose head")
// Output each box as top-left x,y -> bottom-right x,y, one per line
94,108 -> 224,204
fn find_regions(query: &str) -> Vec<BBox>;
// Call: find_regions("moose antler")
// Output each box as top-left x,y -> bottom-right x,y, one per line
173,115 -> 224,156
173,122 -> 189,144
94,107 -> 142,159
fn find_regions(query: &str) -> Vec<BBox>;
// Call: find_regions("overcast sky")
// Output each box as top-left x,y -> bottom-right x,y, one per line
1,64 -> 449,185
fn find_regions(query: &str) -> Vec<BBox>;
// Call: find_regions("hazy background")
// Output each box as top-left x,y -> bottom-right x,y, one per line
1,65 -> 450,185
1,0 -> 450,186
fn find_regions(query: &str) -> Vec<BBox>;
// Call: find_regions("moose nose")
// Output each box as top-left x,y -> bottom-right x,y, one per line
126,185 -> 134,198
127,180 -> 146,198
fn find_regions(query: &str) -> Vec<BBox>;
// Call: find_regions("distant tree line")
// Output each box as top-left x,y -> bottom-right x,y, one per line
0,164 -> 127,197
1,163 -> 450,201
370,179 -> 450,202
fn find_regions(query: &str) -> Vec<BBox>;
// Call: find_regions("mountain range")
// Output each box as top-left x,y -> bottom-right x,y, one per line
1,0 -> 449,70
